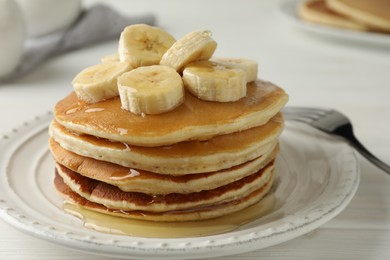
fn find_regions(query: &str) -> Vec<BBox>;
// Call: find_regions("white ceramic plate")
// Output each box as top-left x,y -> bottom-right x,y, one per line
0,112 -> 359,259
278,0 -> 390,47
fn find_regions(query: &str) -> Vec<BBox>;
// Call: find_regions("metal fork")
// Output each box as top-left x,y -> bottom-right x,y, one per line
283,107 -> 390,174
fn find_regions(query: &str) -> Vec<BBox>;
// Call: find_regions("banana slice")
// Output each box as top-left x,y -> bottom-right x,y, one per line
101,53 -> 119,63
211,57 -> 258,82
72,61 -> 132,103
118,65 -> 184,115
183,61 -> 247,102
160,30 -> 217,72
118,24 -> 176,68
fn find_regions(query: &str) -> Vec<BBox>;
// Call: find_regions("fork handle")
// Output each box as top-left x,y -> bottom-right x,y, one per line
345,133 -> 390,174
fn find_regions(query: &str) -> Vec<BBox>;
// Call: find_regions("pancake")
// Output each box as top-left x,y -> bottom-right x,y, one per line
56,161 -> 274,212
54,80 -> 288,147
49,138 -> 279,194
298,0 -> 369,31
49,113 -> 283,175
54,170 -> 275,222
327,0 -> 390,32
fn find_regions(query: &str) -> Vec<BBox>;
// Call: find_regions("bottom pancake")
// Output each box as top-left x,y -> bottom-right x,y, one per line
54,170 -> 275,222
56,161 -> 274,212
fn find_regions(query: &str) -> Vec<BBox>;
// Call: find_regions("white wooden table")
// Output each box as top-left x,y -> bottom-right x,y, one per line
1,0 -> 389,259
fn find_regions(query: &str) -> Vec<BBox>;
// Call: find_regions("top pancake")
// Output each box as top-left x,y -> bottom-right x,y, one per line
54,80 -> 288,147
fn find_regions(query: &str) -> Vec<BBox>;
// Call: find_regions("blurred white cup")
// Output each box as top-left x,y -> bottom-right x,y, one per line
0,0 -> 26,77
16,0 -> 82,37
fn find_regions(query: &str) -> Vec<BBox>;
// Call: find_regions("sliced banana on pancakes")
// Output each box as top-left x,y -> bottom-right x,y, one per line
183,60 -> 247,102
160,30 -> 217,72
72,26 -> 256,109
72,61 -> 132,103
118,65 -> 184,115
118,24 -> 176,67
210,57 -> 258,83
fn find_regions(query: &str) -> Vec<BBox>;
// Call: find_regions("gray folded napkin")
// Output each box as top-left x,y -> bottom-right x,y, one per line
0,4 -> 155,83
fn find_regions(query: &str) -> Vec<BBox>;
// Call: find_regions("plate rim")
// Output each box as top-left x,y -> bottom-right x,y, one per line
0,112 -> 360,259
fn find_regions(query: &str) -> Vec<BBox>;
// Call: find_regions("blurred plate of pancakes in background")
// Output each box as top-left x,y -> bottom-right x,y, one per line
279,0 -> 390,46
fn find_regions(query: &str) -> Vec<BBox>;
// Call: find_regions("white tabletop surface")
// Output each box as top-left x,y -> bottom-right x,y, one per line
1,0 -> 390,259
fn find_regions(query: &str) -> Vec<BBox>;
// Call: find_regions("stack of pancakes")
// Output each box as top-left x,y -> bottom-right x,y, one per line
299,0 -> 390,33
49,79 -> 288,222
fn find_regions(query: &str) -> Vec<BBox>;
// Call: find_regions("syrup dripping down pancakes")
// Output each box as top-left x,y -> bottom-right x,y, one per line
49,25 -> 288,224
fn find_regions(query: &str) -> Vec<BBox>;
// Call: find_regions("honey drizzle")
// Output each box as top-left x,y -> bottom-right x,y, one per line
63,194 -> 276,238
